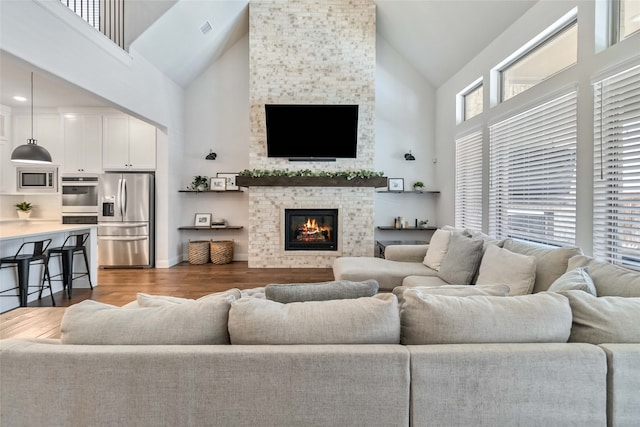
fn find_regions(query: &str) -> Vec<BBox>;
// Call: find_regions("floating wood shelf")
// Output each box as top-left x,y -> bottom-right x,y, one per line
178,190 -> 243,193
377,226 -> 437,231
178,226 -> 244,230
236,176 -> 388,188
376,190 -> 440,194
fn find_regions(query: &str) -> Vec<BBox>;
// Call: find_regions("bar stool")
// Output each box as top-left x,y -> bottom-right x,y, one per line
47,233 -> 93,299
0,239 -> 55,307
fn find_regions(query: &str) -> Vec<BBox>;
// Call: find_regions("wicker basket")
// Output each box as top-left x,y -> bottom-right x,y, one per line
188,240 -> 210,264
210,240 -> 234,264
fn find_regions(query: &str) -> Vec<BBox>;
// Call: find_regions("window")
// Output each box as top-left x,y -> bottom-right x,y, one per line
463,84 -> 483,121
615,0 -> 640,41
500,20 -> 578,101
455,131 -> 483,230
593,64 -> 640,270
489,92 -> 577,246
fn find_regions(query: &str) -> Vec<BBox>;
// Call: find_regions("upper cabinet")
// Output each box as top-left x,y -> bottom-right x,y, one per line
103,115 -> 156,171
13,114 -> 64,166
62,114 -> 102,174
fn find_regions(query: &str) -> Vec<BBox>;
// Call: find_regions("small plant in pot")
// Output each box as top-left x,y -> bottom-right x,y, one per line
190,176 -> 209,191
412,181 -> 425,192
15,201 -> 33,219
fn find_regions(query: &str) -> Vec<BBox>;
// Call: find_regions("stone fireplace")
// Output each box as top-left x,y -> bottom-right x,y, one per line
248,0 -> 376,268
284,208 -> 338,251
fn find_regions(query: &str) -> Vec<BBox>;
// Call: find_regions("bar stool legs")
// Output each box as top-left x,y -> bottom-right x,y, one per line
47,233 -> 93,299
0,239 -> 55,307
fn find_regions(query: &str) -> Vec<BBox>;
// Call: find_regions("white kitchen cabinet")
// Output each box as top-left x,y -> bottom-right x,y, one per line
13,114 -> 64,167
103,115 -> 156,171
62,114 -> 102,173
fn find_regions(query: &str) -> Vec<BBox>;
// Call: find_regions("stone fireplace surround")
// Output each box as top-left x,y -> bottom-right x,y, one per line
248,0 -> 376,268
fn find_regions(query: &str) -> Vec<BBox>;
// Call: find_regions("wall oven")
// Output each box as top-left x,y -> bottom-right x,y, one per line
61,175 -> 99,224
17,166 -> 58,192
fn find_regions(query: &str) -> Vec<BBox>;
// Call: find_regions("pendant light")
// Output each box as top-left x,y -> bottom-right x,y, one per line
11,72 -> 52,164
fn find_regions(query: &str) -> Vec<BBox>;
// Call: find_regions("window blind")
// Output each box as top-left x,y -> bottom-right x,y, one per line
593,64 -> 640,270
489,91 -> 577,246
455,130 -> 483,230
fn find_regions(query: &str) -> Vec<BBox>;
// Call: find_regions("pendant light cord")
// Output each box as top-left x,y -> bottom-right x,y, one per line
30,72 -> 34,141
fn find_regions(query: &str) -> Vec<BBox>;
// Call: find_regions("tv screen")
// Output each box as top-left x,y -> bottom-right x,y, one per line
265,104 -> 358,160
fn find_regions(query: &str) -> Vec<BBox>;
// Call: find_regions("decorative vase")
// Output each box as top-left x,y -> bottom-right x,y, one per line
17,210 -> 31,219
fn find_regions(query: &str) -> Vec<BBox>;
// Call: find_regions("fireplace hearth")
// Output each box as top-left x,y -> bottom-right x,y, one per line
284,209 -> 338,251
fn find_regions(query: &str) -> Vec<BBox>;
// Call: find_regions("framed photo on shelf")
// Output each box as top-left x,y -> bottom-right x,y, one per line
217,172 -> 239,191
388,178 -> 404,192
194,213 -> 212,227
210,177 -> 227,191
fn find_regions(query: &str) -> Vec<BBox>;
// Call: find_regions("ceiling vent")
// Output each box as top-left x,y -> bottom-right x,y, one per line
200,20 -> 212,35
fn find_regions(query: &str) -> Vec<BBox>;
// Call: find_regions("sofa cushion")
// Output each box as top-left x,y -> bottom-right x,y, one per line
60,299 -> 232,345
265,279 -> 378,303
136,288 -> 241,307
437,233 -> 484,285
567,255 -> 640,297
476,244 -> 536,295
547,267 -> 597,296
400,292 -> 572,344
503,239 -> 582,293
560,290 -> 640,344
228,294 -> 400,345
393,284 -> 510,307
333,256 -> 437,291
422,228 -> 451,271
401,275 -> 451,287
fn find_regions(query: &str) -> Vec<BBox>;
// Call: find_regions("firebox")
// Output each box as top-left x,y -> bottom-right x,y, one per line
284,209 -> 338,251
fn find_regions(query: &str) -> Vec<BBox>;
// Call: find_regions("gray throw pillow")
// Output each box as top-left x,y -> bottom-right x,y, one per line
265,279 -> 378,303
547,268 -> 597,296
437,233 -> 484,285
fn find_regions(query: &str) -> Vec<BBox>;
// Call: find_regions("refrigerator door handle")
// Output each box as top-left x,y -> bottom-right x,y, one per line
122,178 -> 128,217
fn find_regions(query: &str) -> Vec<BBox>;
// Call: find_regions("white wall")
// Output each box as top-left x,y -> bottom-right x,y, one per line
0,0 -> 185,267
434,0 -> 640,254
182,34 -> 250,260
375,36 -> 438,235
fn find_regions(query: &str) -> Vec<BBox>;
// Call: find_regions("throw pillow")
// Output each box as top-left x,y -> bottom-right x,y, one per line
228,294 -> 400,345
265,279 -> 378,303
422,228 -> 451,271
476,244 -> 537,295
547,268 -> 597,296
60,299 -> 233,345
567,255 -> 640,297
400,292 -> 572,345
560,290 -> 640,344
393,284 -> 510,307
437,233 -> 484,285
136,288 -> 242,307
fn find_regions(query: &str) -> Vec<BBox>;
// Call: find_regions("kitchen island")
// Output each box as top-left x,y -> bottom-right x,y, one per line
0,221 -> 97,313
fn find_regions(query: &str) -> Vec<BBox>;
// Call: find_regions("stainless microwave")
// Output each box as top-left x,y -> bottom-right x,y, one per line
16,167 -> 58,192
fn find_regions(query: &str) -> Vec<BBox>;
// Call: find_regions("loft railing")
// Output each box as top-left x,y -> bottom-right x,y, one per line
60,0 -> 124,49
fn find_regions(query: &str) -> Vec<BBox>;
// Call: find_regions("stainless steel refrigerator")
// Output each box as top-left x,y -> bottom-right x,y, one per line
98,172 -> 154,268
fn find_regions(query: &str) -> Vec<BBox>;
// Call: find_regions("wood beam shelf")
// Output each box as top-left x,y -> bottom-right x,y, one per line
178,226 -> 243,231
235,176 -> 388,187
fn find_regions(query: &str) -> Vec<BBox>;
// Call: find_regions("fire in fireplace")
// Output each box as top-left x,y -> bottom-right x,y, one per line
284,209 -> 338,251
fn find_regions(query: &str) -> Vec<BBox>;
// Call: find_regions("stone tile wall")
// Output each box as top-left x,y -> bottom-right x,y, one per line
248,0 -> 376,267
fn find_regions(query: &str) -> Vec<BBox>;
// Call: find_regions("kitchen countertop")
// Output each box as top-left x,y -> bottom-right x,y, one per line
0,220 -> 97,240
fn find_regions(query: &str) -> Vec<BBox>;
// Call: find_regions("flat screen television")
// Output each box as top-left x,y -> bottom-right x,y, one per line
265,104 -> 358,160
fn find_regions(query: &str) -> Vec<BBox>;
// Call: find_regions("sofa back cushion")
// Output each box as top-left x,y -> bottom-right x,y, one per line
567,255 -> 640,297
560,290 -> 640,343
228,294 -> 400,344
502,239 -> 582,293
393,284 -> 510,307
437,233 -> 484,285
264,279 -> 378,303
60,299 -> 232,345
476,244 -> 536,295
136,288 -> 242,307
400,291 -> 572,344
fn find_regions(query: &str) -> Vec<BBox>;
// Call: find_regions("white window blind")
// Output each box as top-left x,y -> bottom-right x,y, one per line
593,64 -> 640,270
455,130 -> 483,230
489,91 -> 577,246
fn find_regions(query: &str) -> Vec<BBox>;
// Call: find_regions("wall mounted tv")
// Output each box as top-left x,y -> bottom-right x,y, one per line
265,104 -> 359,161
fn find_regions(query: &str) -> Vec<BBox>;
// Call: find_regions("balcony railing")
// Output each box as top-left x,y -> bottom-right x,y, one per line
60,0 -> 124,49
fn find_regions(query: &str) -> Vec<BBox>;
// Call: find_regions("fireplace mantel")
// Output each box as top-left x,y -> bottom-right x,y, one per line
236,176 -> 388,188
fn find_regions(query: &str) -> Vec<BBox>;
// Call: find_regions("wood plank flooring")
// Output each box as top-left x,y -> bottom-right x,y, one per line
0,261 -> 334,340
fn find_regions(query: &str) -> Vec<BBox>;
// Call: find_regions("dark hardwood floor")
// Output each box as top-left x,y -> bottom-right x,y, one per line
0,261 -> 335,340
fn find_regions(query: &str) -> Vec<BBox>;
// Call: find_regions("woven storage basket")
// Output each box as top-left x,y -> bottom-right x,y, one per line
188,240 -> 210,264
210,240 -> 234,264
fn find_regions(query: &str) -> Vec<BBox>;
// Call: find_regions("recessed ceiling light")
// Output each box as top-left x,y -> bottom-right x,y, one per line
200,20 -> 212,35
13,96 -> 27,102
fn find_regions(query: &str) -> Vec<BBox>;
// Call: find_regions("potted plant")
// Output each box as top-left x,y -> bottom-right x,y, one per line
418,219 -> 430,228
412,181 -> 425,192
190,176 -> 209,191
15,201 -> 33,219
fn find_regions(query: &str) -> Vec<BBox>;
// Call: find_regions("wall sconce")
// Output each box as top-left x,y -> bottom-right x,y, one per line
404,150 -> 415,161
205,150 -> 217,160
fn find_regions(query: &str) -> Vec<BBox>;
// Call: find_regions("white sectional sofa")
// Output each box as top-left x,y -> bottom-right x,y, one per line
1,228 -> 639,427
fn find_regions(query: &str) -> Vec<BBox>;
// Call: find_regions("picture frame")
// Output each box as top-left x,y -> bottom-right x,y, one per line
209,177 -> 227,191
388,178 -> 404,192
194,213 -> 212,227
216,172 -> 239,191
